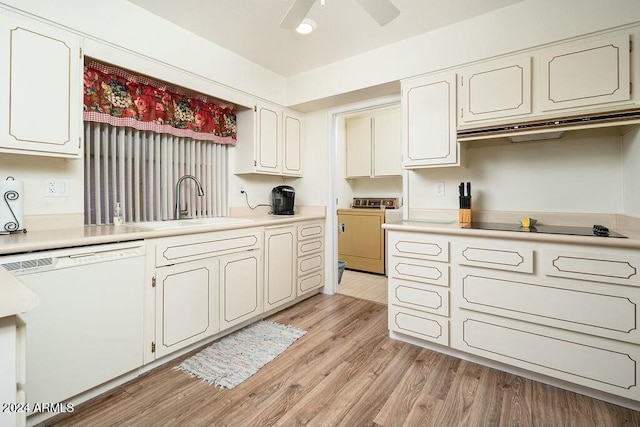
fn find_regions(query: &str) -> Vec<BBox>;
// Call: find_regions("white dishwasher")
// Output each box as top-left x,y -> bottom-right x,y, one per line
1,240 -> 146,409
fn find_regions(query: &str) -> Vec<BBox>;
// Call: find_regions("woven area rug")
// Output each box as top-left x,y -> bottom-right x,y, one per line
177,320 -> 306,389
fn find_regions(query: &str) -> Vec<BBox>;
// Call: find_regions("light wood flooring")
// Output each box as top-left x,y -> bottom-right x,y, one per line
336,269 -> 387,305
43,293 -> 640,427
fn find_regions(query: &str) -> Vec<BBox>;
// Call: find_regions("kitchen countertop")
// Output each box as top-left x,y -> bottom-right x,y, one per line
383,219 -> 640,249
0,211 -> 326,256
0,267 -> 39,318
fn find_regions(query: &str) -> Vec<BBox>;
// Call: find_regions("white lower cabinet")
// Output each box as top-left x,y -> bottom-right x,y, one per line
452,310 -> 640,401
264,226 -> 296,311
387,229 -> 640,406
155,258 -> 219,358
387,231 -> 451,346
296,221 -> 325,296
220,250 -> 263,330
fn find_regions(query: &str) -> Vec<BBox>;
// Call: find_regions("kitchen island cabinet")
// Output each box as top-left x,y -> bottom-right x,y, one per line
385,223 -> 640,410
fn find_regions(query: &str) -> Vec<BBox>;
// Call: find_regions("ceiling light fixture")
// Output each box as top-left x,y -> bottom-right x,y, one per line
296,18 -> 317,34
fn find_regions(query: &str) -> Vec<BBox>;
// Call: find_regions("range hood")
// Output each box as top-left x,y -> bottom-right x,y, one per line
457,108 -> 640,142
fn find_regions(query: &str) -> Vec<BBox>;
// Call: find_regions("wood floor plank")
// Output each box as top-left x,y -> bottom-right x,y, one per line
43,293 -> 640,427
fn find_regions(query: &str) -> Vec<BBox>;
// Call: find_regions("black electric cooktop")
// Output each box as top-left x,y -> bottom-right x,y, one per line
469,222 -> 627,238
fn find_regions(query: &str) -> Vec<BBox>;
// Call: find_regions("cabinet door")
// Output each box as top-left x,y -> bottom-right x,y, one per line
283,111 -> 302,177
459,57 -> 532,124
345,115 -> 372,177
220,250 -> 263,329
402,73 -> 458,168
539,34 -> 631,112
264,226 -> 296,311
0,14 -> 82,157
373,107 -> 402,177
155,258 -> 219,358
255,102 -> 281,174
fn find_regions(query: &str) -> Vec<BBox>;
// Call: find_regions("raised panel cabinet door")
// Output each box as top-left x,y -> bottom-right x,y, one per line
372,107 -> 402,177
402,73 -> 458,168
264,227 -> 296,310
255,102 -> 281,174
540,34 -> 631,112
155,258 -> 219,358
453,311 -> 640,401
220,250 -> 263,329
345,115 -> 372,177
0,14 -> 82,157
459,57 -> 532,124
283,112 -> 302,176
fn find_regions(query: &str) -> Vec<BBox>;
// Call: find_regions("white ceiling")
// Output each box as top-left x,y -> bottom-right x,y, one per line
126,0 -> 525,77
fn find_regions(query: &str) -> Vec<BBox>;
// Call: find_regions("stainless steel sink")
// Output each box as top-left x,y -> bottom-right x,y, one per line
132,217 -> 252,230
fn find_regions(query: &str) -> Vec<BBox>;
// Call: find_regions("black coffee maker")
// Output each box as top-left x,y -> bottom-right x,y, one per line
271,185 -> 295,215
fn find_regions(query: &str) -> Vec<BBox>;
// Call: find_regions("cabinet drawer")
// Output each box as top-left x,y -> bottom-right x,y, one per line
298,222 -> 324,241
298,253 -> 323,276
389,256 -> 449,287
298,270 -> 324,295
298,238 -> 324,257
458,242 -> 533,273
459,270 -> 640,343
452,311 -> 640,401
389,231 -> 449,262
389,305 -> 449,346
154,228 -> 262,267
544,249 -> 640,286
389,278 -> 449,316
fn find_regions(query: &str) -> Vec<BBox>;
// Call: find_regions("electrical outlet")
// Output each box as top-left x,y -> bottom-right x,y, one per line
44,178 -> 70,197
434,182 -> 445,197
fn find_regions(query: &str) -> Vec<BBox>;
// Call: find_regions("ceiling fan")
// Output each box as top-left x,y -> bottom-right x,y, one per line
280,0 -> 400,29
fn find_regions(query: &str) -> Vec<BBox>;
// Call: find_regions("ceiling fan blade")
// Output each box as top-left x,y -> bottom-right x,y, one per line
355,0 -> 400,26
280,0 -> 316,29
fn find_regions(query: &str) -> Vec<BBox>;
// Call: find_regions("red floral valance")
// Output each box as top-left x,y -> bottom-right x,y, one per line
83,61 -> 236,144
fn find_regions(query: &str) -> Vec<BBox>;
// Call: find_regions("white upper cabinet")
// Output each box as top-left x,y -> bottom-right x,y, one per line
345,106 -> 402,177
0,12 -> 82,157
402,73 -> 459,168
283,111 -> 302,176
458,57 -> 532,125
345,115 -> 373,177
256,102 -> 280,174
539,34 -> 631,112
372,107 -> 402,177
235,100 -> 303,177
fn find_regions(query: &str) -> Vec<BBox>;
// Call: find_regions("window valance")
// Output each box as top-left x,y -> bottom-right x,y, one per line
83,61 -> 236,144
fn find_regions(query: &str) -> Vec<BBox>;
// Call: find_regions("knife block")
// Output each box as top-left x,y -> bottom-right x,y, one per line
459,208 -> 472,224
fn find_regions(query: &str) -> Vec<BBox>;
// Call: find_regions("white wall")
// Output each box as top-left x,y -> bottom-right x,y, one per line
408,128 -> 624,214
287,0 -> 640,107
623,126 -> 640,217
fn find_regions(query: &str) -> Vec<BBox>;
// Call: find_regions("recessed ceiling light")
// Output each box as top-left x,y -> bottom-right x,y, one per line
296,18 -> 317,35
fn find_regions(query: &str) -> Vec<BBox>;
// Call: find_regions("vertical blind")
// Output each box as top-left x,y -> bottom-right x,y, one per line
84,122 -> 228,225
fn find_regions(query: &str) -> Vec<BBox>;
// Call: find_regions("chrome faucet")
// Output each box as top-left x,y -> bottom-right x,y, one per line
174,175 -> 205,219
